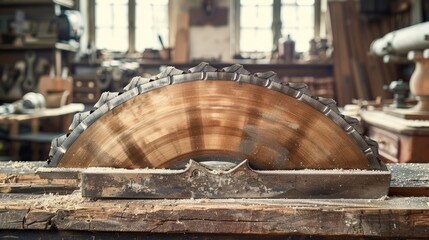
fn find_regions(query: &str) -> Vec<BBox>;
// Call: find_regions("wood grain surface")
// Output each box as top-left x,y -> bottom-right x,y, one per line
58,81 -> 372,170
0,162 -> 428,237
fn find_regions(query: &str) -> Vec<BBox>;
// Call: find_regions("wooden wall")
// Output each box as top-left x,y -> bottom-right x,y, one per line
329,0 -> 411,106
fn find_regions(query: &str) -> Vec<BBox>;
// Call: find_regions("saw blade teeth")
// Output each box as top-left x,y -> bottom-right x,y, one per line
167,66 -> 185,76
318,97 -> 341,114
344,116 -> 364,134
69,111 -> 91,131
188,62 -> 217,73
48,134 -> 67,159
266,80 -> 282,91
154,66 -> 185,80
288,83 -> 312,96
221,64 -> 250,75
94,92 -> 120,109
254,71 -> 281,83
236,74 -> 267,86
123,76 -> 151,91
364,136 -> 379,157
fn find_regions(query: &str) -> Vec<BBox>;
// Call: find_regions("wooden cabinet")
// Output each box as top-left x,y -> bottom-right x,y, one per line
362,110 -> 429,163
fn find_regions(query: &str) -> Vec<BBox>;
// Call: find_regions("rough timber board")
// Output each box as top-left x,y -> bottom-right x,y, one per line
0,192 -> 428,238
2,162 -> 429,197
389,163 -> 429,196
0,161 -> 79,194
385,108 -> 429,120
81,160 -> 391,199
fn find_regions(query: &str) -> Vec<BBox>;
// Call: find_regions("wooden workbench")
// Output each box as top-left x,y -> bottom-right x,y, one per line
0,103 -> 85,160
0,162 -> 428,239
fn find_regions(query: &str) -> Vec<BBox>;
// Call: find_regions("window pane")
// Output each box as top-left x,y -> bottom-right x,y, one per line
241,0 -> 273,6
96,5 -> 113,27
239,0 -> 274,53
136,8 -> 153,27
95,0 -> 128,51
280,0 -> 314,53
240,29 -> 256,52
114,5 -> 129,28
255,29 -> 273,52
241,6 -> 257,28
95,28 -> 111,49
297,6 -> 313,27
111,28 -> 129,51
240,28 -> 273,52
282,28 -> 312,52
257,5 -> 272,28
96,28 -> 128,51
136,29 -> 156,50
281,6 -> 297,28
136,0 -> 169,51
297,0 -> 314,6
153,5 -> 168,25
282,0 -> 295,4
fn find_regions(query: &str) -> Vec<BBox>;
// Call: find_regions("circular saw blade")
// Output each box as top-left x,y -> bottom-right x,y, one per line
49,63 -> 384,170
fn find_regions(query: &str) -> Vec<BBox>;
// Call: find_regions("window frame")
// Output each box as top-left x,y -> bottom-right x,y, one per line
86,0 -> 321,55
234,0 -> 322,54
88,0 -> 168,53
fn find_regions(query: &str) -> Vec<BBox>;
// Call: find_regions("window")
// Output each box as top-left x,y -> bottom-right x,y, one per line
136,0 -> 169,51
240,0 -> 273,53
281,0 -> 315,53
94,0 -> 169,52
239,0 -> 317,54
95,0 -> 129,52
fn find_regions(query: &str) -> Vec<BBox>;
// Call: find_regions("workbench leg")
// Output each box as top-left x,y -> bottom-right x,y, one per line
31,119 -> 40,161
9,121 -> 19,160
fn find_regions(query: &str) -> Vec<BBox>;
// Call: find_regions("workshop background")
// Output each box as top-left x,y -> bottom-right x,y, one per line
0,0 -> 428,164
0,1 -> 429,239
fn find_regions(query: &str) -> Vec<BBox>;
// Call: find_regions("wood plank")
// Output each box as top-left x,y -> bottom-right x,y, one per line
0,162 -> 427,236
346,1 -> 369,100
81,161 -> 390,199
0,231 -> 325,239
351,60 -> 371,99
0,193 -> 427,237
1,161 -> 429,197
0,183 -> 77,194
0,161 -> 79,193
364,18 -> 394,100
329,1 -> 353,105
172,13 -> 190,63
388,163 -> 429,196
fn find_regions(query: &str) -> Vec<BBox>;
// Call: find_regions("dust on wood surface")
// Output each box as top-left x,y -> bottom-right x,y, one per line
0,191 -> 428,237
0,161 -> 428,237
0,161 -> 44,174
388,163 -> 429,187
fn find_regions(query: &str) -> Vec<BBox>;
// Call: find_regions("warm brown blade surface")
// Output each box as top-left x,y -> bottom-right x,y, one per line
58,81 -> 372,170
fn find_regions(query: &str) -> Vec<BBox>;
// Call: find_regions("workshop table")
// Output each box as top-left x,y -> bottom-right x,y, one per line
0,103 -> 85,160
0,162 -> 427,239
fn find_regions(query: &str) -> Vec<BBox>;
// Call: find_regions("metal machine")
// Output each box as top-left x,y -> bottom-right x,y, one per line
371,21 -> 429,119
44,63 -> 390,199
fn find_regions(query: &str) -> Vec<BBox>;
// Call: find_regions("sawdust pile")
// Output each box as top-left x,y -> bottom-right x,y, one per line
0,161 -> 43,174
31,190 -> 87,209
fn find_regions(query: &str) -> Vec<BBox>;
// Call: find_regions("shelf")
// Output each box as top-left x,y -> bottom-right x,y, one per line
0,42 -> 79,52
0,0 -> 74,8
